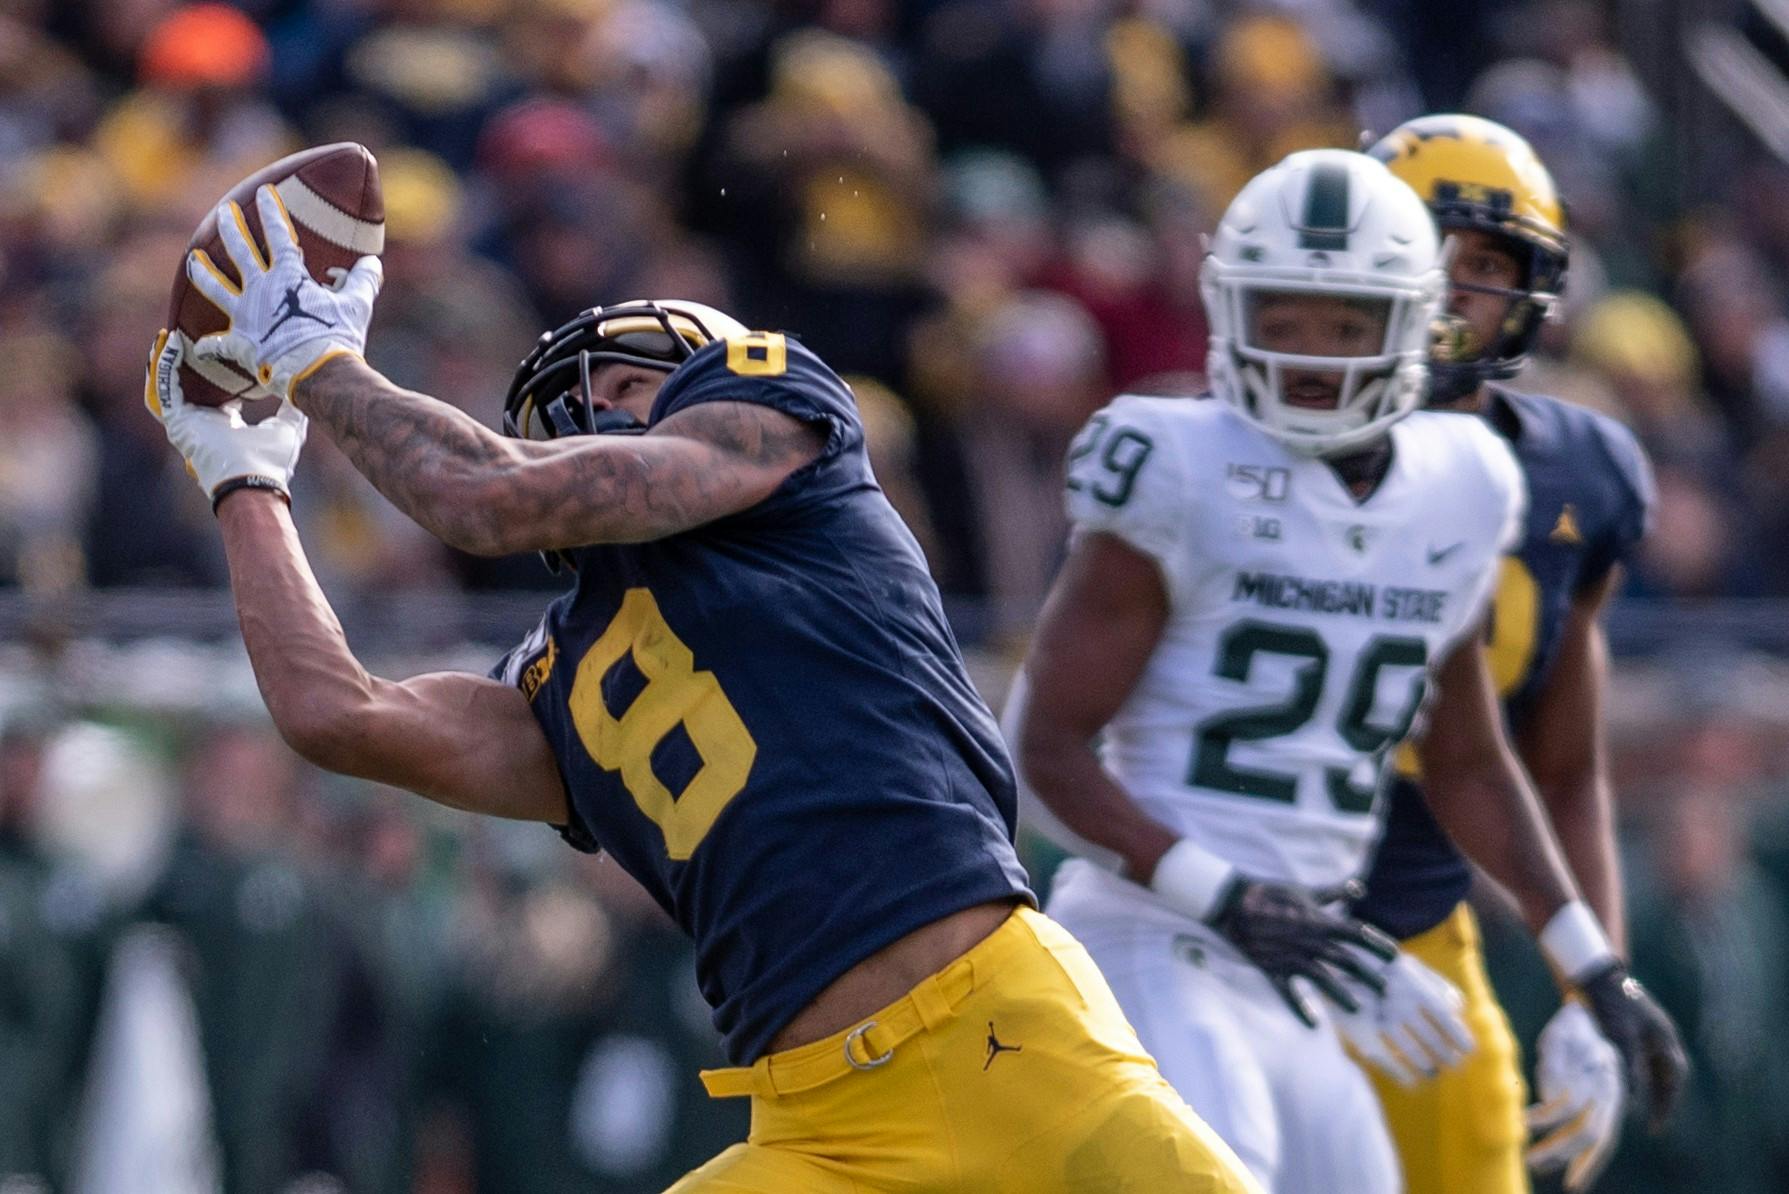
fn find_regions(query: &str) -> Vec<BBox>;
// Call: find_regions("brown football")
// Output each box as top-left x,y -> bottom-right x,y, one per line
170,142 -> 384,406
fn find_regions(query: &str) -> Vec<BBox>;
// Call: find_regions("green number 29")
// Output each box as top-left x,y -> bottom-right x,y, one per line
1066,414 -> 1154,507
1190,621 -> 1428,814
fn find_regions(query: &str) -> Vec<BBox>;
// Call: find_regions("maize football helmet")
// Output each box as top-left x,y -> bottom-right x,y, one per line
1202,149 -> 1447,457
1368,114 -> 1567,399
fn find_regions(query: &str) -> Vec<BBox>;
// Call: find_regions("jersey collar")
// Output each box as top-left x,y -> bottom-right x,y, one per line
1483,385 -> 1528,445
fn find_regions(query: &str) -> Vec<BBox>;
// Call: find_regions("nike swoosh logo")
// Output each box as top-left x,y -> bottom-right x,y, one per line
1427,542 -> 1465,565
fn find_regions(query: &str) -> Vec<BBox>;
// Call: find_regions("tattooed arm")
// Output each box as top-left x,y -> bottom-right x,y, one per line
292,355 -> 826,554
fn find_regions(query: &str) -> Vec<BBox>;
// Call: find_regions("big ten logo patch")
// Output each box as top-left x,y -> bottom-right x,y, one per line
1234,514 -> 1283,541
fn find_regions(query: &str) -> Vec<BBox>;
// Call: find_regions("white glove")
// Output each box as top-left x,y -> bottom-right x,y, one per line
145,328 -> 307,508
1331,948 -> 1477,1087
1528,1000 -> 1624,1191
185,184 -> 382,400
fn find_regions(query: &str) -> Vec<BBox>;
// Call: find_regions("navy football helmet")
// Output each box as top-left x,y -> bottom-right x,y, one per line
502,299 -> 749,441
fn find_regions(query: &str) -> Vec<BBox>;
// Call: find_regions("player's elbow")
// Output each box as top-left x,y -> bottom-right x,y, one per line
445,509 -> 579,558
271,692 -> 377,776
443,519 -> 524,558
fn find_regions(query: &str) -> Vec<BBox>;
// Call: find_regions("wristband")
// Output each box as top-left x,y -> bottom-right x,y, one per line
211,475 -> 291,513
1148,838 -> 1239,923
1539,900 -> 1618,984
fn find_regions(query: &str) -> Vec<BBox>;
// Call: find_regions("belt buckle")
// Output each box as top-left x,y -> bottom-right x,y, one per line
844,1020 -> 893,1071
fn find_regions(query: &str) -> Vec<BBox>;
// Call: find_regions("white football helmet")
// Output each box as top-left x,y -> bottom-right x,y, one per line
1201,149 -> 1447,456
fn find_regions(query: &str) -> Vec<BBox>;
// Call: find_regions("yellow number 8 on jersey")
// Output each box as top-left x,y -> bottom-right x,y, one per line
568,589 -> 757,859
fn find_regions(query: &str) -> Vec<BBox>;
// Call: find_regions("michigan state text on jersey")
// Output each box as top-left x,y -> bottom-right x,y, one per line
1021,388 -> 1522,1194
1050,394 -> 1520,891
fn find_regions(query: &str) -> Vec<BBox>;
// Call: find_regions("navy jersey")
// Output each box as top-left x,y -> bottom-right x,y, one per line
493,334 -> 1033,1062
1355,388 -> 1654,939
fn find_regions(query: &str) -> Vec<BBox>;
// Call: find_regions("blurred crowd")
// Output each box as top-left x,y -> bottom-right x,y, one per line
0,709 -> 750,1193
3,0 -> 1789,1191
3,0 -> 1789,620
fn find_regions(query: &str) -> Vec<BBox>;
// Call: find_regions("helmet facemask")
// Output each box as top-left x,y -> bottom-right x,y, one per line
1365,115 -> 1570,403
1427,218 -> 1565,402
1208,280 -> 1439,457
503,300 -> 746,444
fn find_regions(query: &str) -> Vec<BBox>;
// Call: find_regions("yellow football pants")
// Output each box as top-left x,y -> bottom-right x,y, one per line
1371,902 -> 1529,1194
671,905 -> 1261,1193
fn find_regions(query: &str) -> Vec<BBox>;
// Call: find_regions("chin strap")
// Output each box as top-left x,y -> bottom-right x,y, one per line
1425,361 -> 1490,406
590,408 -> 648,434
533,406 -> 648,575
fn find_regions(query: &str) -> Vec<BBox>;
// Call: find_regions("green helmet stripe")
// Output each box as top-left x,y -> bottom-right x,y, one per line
1298,162 -> 1351,251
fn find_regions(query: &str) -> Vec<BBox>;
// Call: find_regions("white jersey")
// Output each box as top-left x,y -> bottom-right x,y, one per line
1053,395 -> 1524,889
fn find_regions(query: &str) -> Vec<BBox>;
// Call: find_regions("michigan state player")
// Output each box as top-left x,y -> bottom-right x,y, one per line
150,185 -> 1259,1192
1007,149 -> 1682,1194
1348,115 -> 1688,1193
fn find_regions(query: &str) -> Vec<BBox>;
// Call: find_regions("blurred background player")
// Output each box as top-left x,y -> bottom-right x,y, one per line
1351,113 -> 1663,1193
146,187 -> 1259,1193
1006,147 -> 1683,1194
